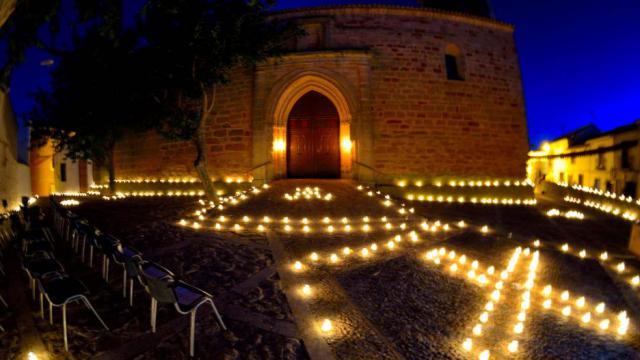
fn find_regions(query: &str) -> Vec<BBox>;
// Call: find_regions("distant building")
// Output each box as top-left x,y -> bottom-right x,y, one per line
113,4 -> 529,185
528,120 -> 640,198
30,140 -> 93,196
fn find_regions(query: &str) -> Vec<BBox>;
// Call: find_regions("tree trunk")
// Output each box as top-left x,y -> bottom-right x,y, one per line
107,145 -> 116,195
193,121 -> 216,200
194,85 -> 218,200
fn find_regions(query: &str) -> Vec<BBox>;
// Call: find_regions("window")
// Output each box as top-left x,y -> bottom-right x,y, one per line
596,152 -> 605,170
606,181 -> 613,192
444,44 -> 464,81
594,178 -> 601,190
559,172 -> 565,182
578,174 -> 583,186
60,163 -> 67,182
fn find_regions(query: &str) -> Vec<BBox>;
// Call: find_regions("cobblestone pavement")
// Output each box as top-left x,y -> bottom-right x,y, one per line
6,179 -> 640,359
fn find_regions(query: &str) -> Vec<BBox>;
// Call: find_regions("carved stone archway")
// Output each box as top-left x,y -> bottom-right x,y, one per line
264,70 -> 357,180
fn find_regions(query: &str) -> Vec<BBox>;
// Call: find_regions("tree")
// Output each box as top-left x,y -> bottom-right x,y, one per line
139,0 -> 299,199
30,27 -> 154,193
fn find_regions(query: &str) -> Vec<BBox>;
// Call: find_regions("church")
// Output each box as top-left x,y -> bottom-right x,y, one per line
113,2 -> 529,186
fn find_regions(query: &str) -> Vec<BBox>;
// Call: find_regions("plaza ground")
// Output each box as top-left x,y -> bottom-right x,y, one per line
2,180 -> 640,359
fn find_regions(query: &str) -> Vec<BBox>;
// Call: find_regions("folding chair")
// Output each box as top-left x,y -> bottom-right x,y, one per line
40,274 -> 109,351
138,261 -> 226,357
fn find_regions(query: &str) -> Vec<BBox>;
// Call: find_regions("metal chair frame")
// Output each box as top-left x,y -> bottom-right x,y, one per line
40,275 -> 109,351
138,261 -> 226,357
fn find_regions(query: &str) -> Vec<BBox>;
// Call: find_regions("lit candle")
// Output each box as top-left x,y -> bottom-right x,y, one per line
479,312 -> 489,323
302,284 -> 311,296
321,319 -> 332,333
462,338 -> 472,352
473,324 -> 482,336
479,349 -> 490,360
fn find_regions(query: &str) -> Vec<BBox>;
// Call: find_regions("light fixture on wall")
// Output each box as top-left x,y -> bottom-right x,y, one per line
273,139 -> 286,152
341,138 -> 352,152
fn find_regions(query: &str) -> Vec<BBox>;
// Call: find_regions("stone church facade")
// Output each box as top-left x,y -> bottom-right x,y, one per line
114,5 -> 529,185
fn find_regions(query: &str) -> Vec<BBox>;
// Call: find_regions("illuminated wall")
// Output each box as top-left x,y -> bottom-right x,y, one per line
0,90 -> 31,212
114,5 -> 529,184
528,122 -> 640,196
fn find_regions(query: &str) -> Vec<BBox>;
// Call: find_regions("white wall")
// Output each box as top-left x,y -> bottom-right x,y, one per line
0,90 -> 31,212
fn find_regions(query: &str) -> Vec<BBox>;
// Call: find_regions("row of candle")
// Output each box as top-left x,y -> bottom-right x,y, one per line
284,187 -> 334,201
546,208 -> 585,220
427,244 -> 631,359
92,176 -> 252,184
405,194 -> 537,206
564,196 -> 638,222
396,179 -> 533,188
559,182 -> 638,204
532,238 -> 640,293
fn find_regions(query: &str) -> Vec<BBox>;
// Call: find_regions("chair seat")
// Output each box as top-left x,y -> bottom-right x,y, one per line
25,259 -> 63,278
174,285 -> 206,311
43,277 -> 88,305
120,246 -> 140,258
143,264 -> 173,279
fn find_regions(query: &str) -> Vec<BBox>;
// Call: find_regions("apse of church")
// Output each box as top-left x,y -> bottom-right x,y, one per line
113,5 -> 528,185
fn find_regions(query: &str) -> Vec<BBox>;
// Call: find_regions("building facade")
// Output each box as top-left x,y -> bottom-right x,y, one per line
528,121 -> 640,198
113,5 -> 529,185
0,1 -> 32,213
0,90 -> 31,212
30,140 -> 93,196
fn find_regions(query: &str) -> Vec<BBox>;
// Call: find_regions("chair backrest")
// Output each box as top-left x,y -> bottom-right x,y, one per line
139,263 -> 177,304
123,253 -> 143,278
96,233 -> 119,253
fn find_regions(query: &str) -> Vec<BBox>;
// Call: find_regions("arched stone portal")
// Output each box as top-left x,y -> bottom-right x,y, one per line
268,71 -> 355,179
287,91 -> 340,178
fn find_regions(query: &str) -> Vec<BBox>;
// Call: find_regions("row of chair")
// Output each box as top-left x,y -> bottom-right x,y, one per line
51,198 -> 227,357
19,211 -> 109,351
0,219 -> 14,333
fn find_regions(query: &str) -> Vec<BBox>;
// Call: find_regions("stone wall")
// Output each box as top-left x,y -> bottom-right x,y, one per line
114,67 -> 255,180
113,5 -> 529,183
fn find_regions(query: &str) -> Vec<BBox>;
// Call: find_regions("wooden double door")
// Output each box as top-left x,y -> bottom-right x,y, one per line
287,91 -> 340,178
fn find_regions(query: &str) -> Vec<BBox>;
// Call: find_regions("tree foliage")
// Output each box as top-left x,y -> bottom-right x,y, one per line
138,0 -> 300,197
29,26 -> 153,192
0,0 -> 127,89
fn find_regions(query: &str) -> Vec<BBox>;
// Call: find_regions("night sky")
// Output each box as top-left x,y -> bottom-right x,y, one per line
7,0 -> 640,152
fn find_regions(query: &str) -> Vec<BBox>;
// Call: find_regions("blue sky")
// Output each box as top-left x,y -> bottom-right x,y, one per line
7,0 -> 640,150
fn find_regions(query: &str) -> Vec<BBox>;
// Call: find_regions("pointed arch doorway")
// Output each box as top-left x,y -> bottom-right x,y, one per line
287,91 -> 340,178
